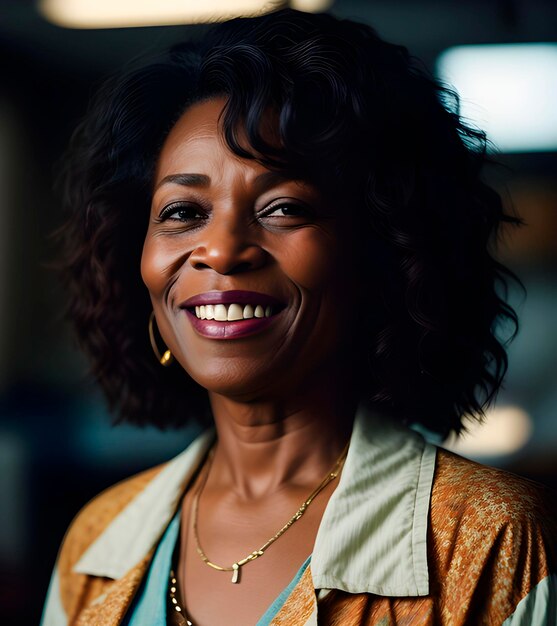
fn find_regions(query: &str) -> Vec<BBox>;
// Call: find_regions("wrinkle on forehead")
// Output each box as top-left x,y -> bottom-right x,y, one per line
154,97 -> 284,188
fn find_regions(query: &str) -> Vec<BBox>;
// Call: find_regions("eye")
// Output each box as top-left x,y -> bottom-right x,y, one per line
260,201 -> 312,219
158,202 -> 207,222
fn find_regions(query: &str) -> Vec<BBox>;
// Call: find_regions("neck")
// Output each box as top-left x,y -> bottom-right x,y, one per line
207,371 -> 357,501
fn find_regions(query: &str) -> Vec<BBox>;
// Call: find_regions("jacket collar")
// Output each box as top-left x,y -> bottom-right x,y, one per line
74,431 -> 214,580
74,406 -> 436,596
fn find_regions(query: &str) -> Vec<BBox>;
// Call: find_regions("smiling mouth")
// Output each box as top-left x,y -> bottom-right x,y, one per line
179,291 -> 285,339
180,290 -> 284,318
193,303 -> 275,321
184,305 -> 280,340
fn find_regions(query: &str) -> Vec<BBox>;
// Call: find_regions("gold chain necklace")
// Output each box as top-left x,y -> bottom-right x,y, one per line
169,569 -> 193,625
192,442 -> 349,584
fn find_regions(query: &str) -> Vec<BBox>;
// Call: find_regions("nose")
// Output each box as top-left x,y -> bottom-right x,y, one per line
188,214 -> 268,275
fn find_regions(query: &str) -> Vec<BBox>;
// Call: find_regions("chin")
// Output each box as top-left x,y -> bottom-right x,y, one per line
183,359 -> 280,401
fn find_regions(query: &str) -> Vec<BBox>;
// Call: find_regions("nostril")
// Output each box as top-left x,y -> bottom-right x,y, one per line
190,243 -> 268,274
223,261 -> 253,275
191,260 -> 253,273
191,260 -> 212,270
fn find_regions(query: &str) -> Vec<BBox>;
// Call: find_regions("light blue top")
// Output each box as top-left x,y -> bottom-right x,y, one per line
123,511 -> 312,626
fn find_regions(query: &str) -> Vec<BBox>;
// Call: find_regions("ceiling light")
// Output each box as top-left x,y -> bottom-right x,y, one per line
290,0 -> 332,10
39,0 -> 284,29
436,44 -> 557,153
444,405 -> 532,457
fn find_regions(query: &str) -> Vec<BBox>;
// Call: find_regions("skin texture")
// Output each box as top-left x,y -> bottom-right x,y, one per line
141,98 -> 363,625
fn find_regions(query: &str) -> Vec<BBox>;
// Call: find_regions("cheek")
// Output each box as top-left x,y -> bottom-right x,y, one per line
140,239 -> 162,297
140,234 -> 181,298
280,228 -> 359,370
281,228 -> 342,291
287,226 -> 360,335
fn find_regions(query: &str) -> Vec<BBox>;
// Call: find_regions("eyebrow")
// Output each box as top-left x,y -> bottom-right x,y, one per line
155,173 -> 210,190
154,170 -> 296,193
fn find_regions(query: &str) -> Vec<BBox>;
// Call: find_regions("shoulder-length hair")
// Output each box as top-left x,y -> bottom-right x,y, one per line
58,8 -> 522,437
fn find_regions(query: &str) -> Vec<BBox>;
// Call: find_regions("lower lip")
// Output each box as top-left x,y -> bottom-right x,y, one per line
185,310 -> 279,339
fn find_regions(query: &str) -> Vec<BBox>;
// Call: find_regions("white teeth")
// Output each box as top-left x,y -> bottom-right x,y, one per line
227,303 -> 244,321
194,303 -> 275,320
214,304 -> 228,321
243,304 -> 254,319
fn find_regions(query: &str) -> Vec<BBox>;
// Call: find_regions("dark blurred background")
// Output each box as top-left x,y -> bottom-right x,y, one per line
1,1 -> 556,624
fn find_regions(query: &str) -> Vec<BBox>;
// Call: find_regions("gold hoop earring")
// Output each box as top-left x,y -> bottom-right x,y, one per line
148,311 -> 174,367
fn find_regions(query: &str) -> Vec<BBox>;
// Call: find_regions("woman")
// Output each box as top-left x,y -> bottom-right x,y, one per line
41,8 -> 556,626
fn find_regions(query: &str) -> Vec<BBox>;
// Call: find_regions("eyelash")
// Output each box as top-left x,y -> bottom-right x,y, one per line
259,201 -> 311,219
158,202 -> 207,222
157,200 -> 312,223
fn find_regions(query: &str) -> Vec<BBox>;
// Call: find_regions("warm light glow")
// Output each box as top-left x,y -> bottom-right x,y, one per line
436,44 -> 557,153
445,406 -> 533,457
39,0 -> 283,28
290,0 -> 332,10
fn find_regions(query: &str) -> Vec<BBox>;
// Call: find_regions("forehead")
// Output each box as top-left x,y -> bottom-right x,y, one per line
172,97 -> 226,139
155,97 -> 227,175
154,97 -> 283,185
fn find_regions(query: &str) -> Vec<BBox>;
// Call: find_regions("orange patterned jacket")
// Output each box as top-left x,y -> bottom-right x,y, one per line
41,412 -> 557,626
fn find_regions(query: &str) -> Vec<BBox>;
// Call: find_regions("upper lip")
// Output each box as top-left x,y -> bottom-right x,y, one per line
179,290 -> 286,309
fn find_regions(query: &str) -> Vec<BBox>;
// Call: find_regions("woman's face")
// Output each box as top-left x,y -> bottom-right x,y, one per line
142,97 -> 362,400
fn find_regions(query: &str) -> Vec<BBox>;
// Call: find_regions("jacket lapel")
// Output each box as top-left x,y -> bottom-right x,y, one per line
75,552 -> 154,626
268,565 -> 318,626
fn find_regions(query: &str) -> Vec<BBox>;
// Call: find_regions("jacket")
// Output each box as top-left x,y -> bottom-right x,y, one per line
41,407 -> 557,625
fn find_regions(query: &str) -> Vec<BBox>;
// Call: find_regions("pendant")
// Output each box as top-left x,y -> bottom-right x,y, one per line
231,563 -> 240,584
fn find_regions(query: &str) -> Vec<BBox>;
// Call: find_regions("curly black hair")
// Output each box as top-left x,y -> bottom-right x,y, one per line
58,8 -> 522,437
